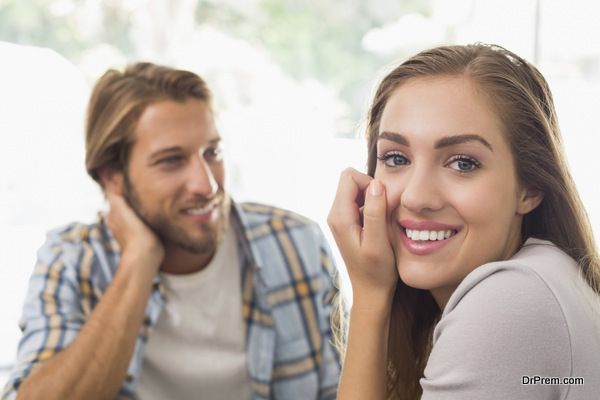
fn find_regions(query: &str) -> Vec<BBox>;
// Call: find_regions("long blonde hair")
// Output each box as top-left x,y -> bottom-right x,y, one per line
340,43 -> 600,399
85,62 -> 213,188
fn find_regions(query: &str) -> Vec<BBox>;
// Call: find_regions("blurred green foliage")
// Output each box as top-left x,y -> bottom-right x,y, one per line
0,0 -> 432,137
195,0 -> 432,135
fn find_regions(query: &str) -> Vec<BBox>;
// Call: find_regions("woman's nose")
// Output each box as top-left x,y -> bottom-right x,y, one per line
399,167 -> 444,213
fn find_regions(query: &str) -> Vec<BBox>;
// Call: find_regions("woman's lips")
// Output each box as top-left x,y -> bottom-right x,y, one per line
405,228 -> 456,242
399,220 -> 460,255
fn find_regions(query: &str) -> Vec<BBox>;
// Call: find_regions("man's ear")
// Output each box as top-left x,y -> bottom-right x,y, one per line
517,188 -> 544,215
98,168 -> 125,195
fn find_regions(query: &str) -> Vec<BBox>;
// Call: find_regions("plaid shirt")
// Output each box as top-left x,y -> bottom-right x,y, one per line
2,202 -> 340,399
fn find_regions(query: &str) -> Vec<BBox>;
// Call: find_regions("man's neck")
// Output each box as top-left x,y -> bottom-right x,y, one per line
159,244 -> 215,275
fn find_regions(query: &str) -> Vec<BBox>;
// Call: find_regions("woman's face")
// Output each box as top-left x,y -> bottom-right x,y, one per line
374,76 -> 540,308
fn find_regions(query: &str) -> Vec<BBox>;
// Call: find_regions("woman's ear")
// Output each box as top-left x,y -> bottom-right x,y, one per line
517,189 -> 544,215
98,168 -> 125,195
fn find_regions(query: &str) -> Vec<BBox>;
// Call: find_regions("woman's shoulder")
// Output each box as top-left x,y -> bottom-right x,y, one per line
434,238 -> 576,355
445,238 -> 598,323
422,238 -> 600,398
443,238 -> 600,344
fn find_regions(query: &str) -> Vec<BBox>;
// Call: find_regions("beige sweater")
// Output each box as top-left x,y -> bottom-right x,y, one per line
421,238 -> 600,399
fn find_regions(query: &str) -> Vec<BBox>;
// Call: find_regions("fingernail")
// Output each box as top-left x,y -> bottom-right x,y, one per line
369,180 -> 383,196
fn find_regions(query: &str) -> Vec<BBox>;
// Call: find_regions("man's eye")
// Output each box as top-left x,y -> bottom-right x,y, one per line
205,147 -> 223,160
159,155 -> 183,165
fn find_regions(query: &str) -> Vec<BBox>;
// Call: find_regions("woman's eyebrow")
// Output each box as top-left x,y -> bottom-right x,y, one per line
378,131 -> 493,152
378,131 -> 410,146
435,134 -> 494,151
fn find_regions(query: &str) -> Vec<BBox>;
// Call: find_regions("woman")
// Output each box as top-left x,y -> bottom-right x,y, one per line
328,43 -> 600,399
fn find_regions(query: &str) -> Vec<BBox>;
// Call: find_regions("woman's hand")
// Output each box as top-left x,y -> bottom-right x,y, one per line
327,168 -> 398,307
328,168 -> 397,399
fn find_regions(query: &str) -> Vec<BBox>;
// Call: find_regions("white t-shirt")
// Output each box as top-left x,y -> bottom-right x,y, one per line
135,222 -> 253,400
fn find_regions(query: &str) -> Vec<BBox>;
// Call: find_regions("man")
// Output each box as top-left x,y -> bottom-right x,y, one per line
2,63 -> 340,400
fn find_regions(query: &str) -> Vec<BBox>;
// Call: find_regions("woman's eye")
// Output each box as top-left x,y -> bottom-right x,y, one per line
378,153 -> 409,167
447,156 -> 481,172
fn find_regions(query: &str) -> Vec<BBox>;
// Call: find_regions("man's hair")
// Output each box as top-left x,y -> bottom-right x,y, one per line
85,62 -> 213,187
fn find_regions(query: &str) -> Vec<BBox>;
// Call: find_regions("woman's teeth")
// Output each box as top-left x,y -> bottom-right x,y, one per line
406,229 -> 456,242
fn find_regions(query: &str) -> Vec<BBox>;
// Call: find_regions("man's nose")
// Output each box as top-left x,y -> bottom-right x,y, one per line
186,157 -> 218,197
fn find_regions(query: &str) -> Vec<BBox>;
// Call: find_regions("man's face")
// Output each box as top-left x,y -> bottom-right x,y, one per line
123,99 -> 229,258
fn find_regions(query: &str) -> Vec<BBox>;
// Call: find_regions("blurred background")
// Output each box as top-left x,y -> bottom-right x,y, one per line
2,0 -> 600,385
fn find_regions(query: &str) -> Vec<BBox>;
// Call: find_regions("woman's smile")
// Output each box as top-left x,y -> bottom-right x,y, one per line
374,75 -> 539,308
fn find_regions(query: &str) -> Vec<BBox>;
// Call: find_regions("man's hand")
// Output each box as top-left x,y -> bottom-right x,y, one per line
105,190 -> 164,276
17,191 -> 166,400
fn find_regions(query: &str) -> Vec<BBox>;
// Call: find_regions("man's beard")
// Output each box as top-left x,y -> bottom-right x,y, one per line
122,172 -> 230,254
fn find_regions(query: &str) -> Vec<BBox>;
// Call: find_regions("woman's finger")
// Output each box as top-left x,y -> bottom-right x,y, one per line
328,168 -> 373,232
361,179 -> 391,253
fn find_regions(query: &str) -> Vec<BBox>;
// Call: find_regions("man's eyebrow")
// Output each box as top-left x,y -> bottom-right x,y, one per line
149,138 -> 222,159
208,137 -> 222,146
150,146 -> 182,159
378,131 -> 410,146
434,134 -> 493,151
